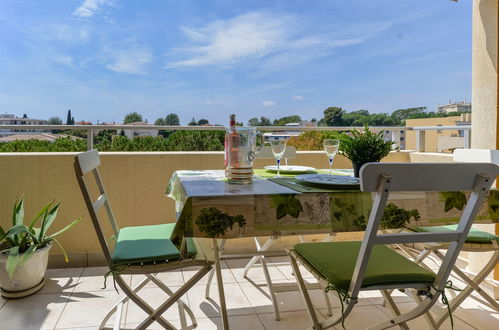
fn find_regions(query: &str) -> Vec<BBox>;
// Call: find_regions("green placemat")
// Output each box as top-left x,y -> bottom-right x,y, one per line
254,168 -> 353,179
269,177 -> 358,193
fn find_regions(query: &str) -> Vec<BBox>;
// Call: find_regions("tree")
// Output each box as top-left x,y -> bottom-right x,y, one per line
48,116 -> 63,125
188,117 -> 198,126
248,118 -> 259,126
66,110 -> 74,125
390,107 -> 427,125
321,107 -> 344,126
22,114 -> 28,119
154,118 -> 166,125
247,116 -> 271,126
123,112 -> 143,124
273,115 -> 301,126
197,118 -> 209,126
165,113 -> 180,126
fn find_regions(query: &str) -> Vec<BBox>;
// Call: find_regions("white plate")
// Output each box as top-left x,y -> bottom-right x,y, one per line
264,165 -> 316,174
295,174 -> 360,189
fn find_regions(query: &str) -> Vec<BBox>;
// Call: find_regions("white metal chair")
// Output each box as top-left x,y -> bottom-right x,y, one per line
400,149 -> 499,327
74,150 -> 213,330
289,162 -> 498,329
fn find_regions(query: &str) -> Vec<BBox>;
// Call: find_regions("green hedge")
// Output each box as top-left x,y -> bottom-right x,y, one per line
0,131 -> 225,152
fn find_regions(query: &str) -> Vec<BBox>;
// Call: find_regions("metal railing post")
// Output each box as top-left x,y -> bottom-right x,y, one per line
391,130 -> 401,150
416,130 -> 426,152
464,129 -> 471,148
87,129 -> 93,150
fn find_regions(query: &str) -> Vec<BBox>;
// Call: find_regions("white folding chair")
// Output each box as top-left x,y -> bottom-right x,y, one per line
289,162 -> 498,329
74,150 -> 213,330
401,149 -> 499,327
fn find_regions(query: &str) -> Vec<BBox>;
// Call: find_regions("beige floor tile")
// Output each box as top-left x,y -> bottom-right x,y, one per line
183,261 -> 237,285
187,283 -> 255,318
452,297 -> 499,330
39,268 -> 84,294
73,267 -> 131,293
259,310 -> 325,329
130,271 -> 184,289
317,305 -> 392,329
56,289 -> 127,328
240,282 -> 336,314
126,314 -> 265,330
360,289 -> 414,305
196,314 -> 265,330
0,293 -> 68,330
373,301 -> 477,330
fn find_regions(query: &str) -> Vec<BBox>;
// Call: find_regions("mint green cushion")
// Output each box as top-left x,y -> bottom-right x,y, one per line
294,241 -> 435,291
411,225 -> 499,244
112,223 -> 196,265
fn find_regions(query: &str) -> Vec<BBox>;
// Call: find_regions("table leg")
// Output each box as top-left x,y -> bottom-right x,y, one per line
212,238 -> 230,329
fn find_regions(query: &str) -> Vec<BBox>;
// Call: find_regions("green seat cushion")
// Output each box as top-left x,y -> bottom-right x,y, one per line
159,223 -> 197,258
411,225 -> 499,244
112,223 -> 196,265
294,241 -> 435,292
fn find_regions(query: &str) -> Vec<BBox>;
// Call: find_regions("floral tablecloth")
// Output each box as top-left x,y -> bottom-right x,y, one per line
166,170 -> 499,244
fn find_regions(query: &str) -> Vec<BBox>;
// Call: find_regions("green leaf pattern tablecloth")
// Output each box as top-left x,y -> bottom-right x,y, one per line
166,169 -> 499,244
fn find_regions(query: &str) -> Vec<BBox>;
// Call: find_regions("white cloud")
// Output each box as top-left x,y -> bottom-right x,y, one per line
262,100 -> 276,107
292,95 -> 303,101
73,0 -> 112,18
166,11 -> 362,69
106,48 -> 153,74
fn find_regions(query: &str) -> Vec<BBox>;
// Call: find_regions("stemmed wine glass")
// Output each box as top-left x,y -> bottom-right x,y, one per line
271,139 -> 287,177
323,139 -> 339,175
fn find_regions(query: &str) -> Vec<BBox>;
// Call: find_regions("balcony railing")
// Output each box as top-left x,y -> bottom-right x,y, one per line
0,124 -> 471,152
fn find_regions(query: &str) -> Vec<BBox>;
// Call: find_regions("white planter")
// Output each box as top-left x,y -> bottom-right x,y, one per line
0,243 -> 51,297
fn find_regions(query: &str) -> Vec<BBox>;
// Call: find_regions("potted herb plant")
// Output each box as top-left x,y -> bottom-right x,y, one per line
338,126 -> 396,177
0,197 -> 79,298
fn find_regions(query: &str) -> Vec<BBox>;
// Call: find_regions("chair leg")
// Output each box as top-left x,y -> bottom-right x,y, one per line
289,253 -> 322,329
243,237 -> 276,278
113,274 -> 177,330
432,250 -> 499,327
367,295 -> 438,330
147,274 -> 198,327
137,263 -> 213,329
100,274 -> 152,329
380,290 -> 409,330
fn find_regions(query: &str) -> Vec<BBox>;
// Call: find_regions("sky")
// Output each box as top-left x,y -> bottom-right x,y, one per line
0,0 -> 472,125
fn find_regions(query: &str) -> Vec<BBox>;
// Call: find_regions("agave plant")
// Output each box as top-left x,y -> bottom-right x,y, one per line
0,197 -> 80,278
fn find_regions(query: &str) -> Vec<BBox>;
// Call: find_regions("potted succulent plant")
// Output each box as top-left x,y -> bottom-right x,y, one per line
0,197 -> 79,298
339,126 -> 397,177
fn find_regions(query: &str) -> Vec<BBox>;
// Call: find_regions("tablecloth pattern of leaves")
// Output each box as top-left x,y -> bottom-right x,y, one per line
166,170 -> 499,243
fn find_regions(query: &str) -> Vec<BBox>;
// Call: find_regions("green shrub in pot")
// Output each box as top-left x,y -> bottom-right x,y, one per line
338,126 -> 397,177
0,197 -> 79,297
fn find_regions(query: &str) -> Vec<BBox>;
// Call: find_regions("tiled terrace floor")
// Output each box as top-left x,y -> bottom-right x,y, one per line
0,256 -> 498,329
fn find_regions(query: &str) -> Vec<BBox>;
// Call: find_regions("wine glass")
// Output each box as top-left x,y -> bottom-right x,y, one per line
271,139 -> 287,177
323,139 -> 339,175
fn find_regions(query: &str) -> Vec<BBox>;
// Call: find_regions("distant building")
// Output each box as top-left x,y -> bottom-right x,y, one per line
437,101 -> 471,114
75,121 -> 92,125
405,113 -> 471,152
119,121 -> 158,139
0,114 -> 47,136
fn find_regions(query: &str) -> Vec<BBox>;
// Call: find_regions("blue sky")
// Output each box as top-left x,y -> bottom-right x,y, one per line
0,0 -> 472,125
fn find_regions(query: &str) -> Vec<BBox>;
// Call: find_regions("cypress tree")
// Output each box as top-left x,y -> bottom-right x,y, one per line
66,110 -> 72,125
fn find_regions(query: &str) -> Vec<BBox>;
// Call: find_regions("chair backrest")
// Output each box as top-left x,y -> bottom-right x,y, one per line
348,162 -> 498,298
255,146 -> 297,160
74,149 -> 119,267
